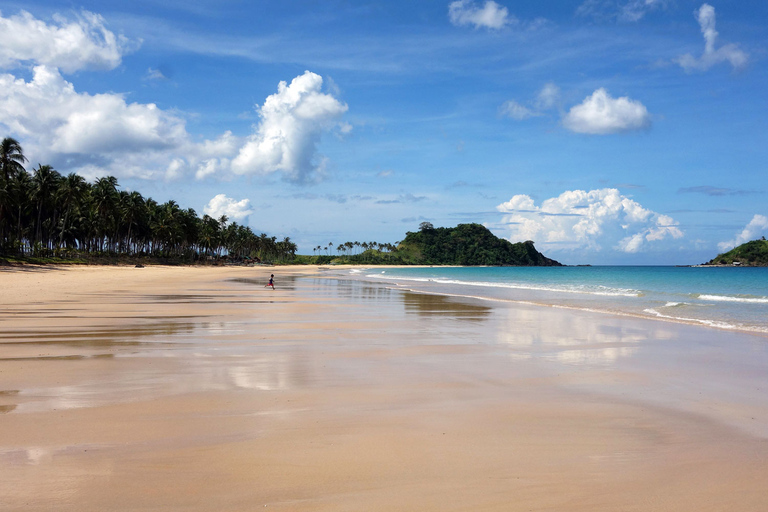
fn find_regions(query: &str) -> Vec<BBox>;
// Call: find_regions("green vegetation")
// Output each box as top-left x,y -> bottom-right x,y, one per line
705,238 -> 768,266
393,222 -> 561,266
1,136 -> 559,267
310,223 -> 561,266
0,137 -> 297,265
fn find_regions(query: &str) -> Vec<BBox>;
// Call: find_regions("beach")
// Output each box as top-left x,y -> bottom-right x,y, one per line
1,265 -> 767,511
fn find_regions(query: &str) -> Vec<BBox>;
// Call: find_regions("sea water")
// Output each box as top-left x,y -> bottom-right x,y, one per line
344,266 -> 768,334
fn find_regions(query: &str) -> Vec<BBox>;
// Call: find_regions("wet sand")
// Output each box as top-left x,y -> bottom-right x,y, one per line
1,265 -> 767,511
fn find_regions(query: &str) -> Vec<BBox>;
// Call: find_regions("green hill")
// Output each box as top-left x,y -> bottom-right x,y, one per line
395,223 -> 562,266
705,238 -> 768,266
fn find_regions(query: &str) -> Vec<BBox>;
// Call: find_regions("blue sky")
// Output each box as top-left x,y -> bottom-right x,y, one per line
1,0 -> 766,264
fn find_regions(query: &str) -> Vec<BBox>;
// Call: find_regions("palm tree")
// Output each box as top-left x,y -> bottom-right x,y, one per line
56,173 -> 86,250
119,190 -> 145,254
0,140 -> 302,263
180,208 -> 200,258
0,137 -> 27,247
92,176 -> 118,251
0,137 -> 26,182
31,164 -> 61,250
9,170 -> 33,253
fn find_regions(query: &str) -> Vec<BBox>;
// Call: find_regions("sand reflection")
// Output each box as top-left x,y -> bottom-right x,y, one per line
496,306 -> 676,366
401,291 -> 491,321
227,352 -> 310,391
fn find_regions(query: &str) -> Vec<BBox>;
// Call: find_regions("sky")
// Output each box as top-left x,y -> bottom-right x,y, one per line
0,0 -> 766,265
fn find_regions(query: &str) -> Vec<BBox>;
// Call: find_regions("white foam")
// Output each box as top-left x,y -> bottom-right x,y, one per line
641,308 -> 768,332
697,294 -> 768,304
364,273 -> 640,297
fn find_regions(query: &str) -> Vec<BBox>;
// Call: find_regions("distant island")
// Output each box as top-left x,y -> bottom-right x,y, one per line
309,223 -> 561,267
392,222 -> 561,266
702,238 -> 768,267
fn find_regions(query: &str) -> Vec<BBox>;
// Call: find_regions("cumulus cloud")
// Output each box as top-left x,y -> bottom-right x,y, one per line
203,194 -> 254,222
718,215 -> 768,251
562,88 -> 651,135
677,4 -> 748,73
0,11 -> 348,184
231,71 -> 348,184
448,0 -> 512,30
0,60 -> 348,183
496,188 -> 683,253
576,0 -> 669,22
0,10 -> 133,73
0,65 -> 190,176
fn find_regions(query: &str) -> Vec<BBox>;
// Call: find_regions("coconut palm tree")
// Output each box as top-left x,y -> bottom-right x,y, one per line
118,190 -> 145,254
9,170 -> 33,253
0,137 -> 27,248
91,176 -> 119,251
56,173 -> 87,250
0,137 -> 26,182
31,164 -> 62,250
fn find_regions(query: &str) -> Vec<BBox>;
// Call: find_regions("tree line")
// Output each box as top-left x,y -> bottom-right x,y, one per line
0,137 -> 297,263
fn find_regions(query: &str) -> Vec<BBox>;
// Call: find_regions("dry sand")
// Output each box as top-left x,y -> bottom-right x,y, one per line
1,264 -> 767,511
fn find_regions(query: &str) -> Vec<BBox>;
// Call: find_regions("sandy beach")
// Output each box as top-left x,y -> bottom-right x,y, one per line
1,264 -> 767,511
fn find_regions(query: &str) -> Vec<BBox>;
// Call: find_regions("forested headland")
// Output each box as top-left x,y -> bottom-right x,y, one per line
393,222 -> 561,266
310,223 -> 561,266
704,238 -> 768,266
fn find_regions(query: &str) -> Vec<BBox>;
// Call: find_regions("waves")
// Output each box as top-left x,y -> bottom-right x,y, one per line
696,294 -> 768,304
345,266 -> 768,335
364,273 -> 641,298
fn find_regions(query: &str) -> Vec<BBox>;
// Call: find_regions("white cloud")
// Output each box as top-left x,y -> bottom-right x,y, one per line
0,12 -> 347,184
496,188 -> 683,253
144,68 -> 168,81
718,215 -> 768,251
534,82 -> 560,110
448,0 -> 512,30
0,63 -> 349,184
0,10 -> 133,73
562,88 -> 651,135
499,100 -> 539,120
203,194 -> 254,222
501,83 -> 560,121
677,4 -> 748,73
165,158 -> 185,181
576,0 -> 669,22
0,66 -> 189,171
620,0 -> 668,22
231,71 -> 348,183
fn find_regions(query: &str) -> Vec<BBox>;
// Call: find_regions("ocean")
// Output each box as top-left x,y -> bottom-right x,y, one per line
339,266 -> 768,335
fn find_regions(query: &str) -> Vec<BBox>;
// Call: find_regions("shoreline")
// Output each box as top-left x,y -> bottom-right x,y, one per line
8,260 -> 765,335
382,284 -> 768,337
1,265 -> 767,510
333,265 -> 768,337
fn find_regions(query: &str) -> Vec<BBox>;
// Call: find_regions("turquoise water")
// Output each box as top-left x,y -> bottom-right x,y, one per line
344,266 -> 768,334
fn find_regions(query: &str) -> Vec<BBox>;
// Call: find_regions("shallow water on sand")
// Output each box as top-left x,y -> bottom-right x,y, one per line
343,266 -> 768,334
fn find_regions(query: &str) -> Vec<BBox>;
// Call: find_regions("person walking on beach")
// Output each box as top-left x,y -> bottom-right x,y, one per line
265,274 -> 275,290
